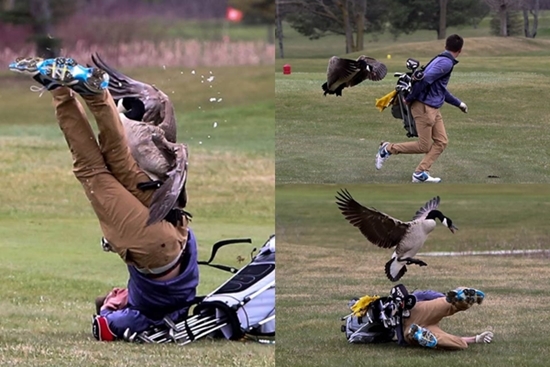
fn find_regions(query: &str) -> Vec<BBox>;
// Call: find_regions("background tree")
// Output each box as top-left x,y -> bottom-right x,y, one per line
388,0 -> 491,39
489,9 -> 523,35
0,0 -> 79,57
283,0 -> 389,53
522,0 -> 540,37
229,0 -> 275,43
484,0 -> 523,36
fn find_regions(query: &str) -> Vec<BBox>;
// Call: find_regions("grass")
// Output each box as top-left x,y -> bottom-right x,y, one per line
276,184 -> 550,367
275,37 -> 550,184
0,65 -> 274,366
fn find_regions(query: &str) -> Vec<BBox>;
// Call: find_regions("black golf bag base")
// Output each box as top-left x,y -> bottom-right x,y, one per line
391,90 -> 418,138
127,235 -> 276,345
341,284 -> 416,345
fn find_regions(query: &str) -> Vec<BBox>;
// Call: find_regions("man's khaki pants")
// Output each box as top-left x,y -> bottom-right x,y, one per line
403,297 -> 471,350
51,87 -> 187,272
387,101 -> 448,173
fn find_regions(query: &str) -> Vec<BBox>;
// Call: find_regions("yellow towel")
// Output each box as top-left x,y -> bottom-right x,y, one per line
350,295 -> 381,317
375,90 -> 397,112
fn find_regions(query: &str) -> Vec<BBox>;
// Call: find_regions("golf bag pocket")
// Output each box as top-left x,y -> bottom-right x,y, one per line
193,235 -> 275,341
342,298 -> 395,344
392,90 -> 418,138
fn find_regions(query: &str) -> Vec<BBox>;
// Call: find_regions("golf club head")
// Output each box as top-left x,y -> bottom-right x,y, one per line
406,58 -> 420,71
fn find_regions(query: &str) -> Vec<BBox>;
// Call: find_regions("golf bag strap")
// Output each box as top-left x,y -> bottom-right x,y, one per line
197,238 -> 252,273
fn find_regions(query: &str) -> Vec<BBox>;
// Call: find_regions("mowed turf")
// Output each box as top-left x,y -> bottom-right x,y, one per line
276,184 -> 550,367
276,37 -> 550,184
0,65 -> 274,366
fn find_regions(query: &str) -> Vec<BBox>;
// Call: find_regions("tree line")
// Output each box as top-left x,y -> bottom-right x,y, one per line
275,0 -> 548,56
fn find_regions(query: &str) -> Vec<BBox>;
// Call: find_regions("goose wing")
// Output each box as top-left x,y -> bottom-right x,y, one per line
411,196 -> 440,221
326,56 -> 362,91
146,143 -> 188,226
336,189 -> 410,249
91,53 -> 177,143
348,56 -> 388,87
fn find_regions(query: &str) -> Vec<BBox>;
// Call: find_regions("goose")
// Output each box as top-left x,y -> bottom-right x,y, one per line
322,55 -> 387,96
335,189 -> 457,282
91,53 -> 187,226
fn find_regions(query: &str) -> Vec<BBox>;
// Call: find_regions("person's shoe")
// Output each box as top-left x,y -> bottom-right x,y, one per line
375,142 -> 391,170
446,288 -> 485,306
9,56 -> 109,95
408,323 -> 437,348
412,171 -> 441,183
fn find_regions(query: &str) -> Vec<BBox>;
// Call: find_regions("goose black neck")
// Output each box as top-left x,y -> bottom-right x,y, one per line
426,210 -> 445,222
123,97 -> 145,121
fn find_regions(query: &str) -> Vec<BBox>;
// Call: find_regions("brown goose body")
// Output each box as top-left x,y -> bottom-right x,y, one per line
322,55 -> 387,96
335,190 -> 457,282
92,53 -> 187,225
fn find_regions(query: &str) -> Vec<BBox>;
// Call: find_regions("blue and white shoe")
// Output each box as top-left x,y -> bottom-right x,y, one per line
375,142 -> 391,170
408,324 -> 437,348
412,171 -> 441,183
9,56 -> 109,95
446,288 -> 485,306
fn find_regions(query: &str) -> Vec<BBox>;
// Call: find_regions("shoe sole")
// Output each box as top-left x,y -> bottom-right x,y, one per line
41,58 -> 108,93
409,324 -> 437,348
446,288 -> 484,305
412,178 -> 442,183
8,57 -> 45,75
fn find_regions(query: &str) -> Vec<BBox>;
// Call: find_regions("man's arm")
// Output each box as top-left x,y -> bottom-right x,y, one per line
461,331 -> 494,344
93,308 -> 152,341
405,58 -> 453,103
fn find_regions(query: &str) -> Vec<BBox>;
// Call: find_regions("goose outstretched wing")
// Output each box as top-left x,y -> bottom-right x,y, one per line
348,56 -> 387,86
411,196 -> 440,221
336,189 -> 409,249
91,53 -> 177,143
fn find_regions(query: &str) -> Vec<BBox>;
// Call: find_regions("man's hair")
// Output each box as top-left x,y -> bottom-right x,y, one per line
445,34 -> 464,52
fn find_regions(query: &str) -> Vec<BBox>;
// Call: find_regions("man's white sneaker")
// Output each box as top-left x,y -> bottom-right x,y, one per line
412,171 -> 441,183
375,142 -> 391,170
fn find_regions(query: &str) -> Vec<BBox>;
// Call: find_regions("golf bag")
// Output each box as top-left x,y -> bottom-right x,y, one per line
126,235 -> 275,345
391,58 -> 424,138
341,284 -> 416,345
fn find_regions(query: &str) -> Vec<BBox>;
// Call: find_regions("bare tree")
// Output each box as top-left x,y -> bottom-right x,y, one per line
439,0 -> 447,39
484,0 -> 523,36
276,0 -> 284,58
283,0 -> 369,53
522,0 -> 540,37
352,0 -> 366,51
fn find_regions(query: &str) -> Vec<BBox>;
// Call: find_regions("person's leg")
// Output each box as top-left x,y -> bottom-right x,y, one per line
51,87 -> 107,178
425,325 -> 468,350
386,102 -> 435,155
51,87 -> 185,271
416,110 -> 448,172
79,90 -> 154,207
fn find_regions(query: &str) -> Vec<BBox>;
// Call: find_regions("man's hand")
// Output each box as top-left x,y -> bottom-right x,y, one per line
459,102 -> 468,113
475,331 -> 493,344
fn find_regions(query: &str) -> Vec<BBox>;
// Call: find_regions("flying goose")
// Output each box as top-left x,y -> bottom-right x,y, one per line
335,189 -> 458,282
91,53 -> 187,226
322,55 -> 387,96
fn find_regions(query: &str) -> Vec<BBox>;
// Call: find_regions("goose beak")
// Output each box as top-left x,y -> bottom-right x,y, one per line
449,225 -> 458,234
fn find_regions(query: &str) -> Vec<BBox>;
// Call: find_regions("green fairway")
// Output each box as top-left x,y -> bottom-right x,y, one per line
276,184 -> 550,367
276,37 -> 550,184
0,66 -> 274,366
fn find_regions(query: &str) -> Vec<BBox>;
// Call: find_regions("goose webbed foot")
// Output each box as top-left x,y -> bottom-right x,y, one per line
401,257 -> 428,267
